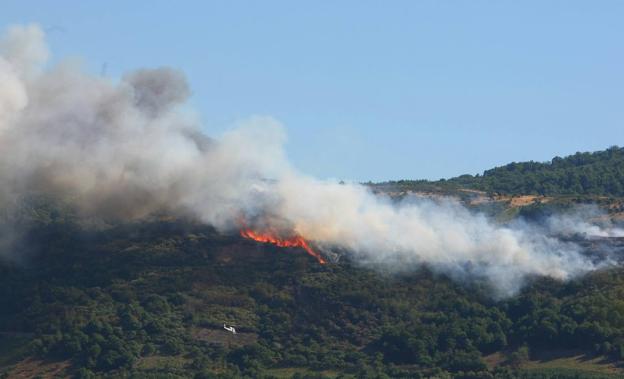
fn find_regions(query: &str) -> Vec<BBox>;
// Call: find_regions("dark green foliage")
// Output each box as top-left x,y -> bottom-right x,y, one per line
376,145 -> 624,196
1,215 -> 624,378
2,186 -> 624,377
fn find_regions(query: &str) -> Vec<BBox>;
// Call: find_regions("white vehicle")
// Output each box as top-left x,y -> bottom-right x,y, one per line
223,324 -> 237,334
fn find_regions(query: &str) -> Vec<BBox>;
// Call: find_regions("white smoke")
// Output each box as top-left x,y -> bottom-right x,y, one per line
546,205 -> 624,238
271,177 -> 599,295
0,24 -> 612,296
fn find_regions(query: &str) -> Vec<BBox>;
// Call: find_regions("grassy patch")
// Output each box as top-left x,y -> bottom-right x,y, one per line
521,354 -> 623,375
3,358 -> 71,378
264,367 -> 341,378
519,367 -> 622,379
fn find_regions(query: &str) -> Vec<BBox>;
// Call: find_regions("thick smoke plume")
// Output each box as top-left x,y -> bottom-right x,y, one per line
0,24 -> 615,296
545,205 -> 624,238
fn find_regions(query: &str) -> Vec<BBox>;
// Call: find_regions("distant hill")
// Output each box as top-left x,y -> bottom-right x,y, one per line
376,146 -> 624,197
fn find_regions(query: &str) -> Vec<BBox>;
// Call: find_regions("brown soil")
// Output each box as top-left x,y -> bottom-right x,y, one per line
6,358 -> 71,378
503,195 -> 551,207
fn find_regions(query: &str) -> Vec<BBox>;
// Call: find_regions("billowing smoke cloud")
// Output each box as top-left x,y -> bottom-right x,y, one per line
0,24 -> 614,296
545,205 -> 624,238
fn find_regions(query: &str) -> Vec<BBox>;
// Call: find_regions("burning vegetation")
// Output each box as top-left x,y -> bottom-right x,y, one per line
239,228 -> 327,264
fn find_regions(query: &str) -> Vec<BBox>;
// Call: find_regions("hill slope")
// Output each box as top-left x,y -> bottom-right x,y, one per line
376,145 -> 624,197
2,147 -> 624,378
1,213 -> 624,378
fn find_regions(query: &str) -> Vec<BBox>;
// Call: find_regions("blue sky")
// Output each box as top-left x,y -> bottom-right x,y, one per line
2,1 -> 623,181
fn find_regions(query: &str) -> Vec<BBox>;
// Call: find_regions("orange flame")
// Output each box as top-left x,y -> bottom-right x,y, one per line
240,228 -> 327,264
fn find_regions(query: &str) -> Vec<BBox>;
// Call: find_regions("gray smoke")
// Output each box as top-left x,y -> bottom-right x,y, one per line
545,205 -> 624,238
123,68 -> 190,118
0,24 -> 615,296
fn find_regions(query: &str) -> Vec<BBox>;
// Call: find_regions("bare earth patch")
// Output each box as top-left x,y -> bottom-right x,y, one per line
483,352 -> 506,369
523,353 -> 623,375
191,327 -> 257,347
485,349 -> 624,376
503,195 -> 551,207
6,358 -> 71,378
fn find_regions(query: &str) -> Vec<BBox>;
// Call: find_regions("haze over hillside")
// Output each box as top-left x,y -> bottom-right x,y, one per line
1,22 -> 624,379
0,24 -> 615,298
1,145 -> 624,378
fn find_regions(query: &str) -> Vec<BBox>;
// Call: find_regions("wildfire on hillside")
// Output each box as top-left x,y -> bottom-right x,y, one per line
239,228 -> 327,264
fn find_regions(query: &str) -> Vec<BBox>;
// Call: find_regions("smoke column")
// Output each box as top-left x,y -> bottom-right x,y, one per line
0,24 -> 612,296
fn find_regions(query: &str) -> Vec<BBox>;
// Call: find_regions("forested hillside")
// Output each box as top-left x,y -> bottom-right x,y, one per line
377,146 -> 624,196
2,146 -> 624,378
1,204 -> 624,378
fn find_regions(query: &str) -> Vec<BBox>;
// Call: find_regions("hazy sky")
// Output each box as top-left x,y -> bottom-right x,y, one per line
2,1 -> 623,181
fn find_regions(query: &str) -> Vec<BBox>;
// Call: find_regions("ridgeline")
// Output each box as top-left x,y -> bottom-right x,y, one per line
374,145 -> 624,197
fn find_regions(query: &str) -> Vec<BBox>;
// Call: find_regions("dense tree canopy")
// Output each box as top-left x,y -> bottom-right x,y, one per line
377,146 -> 624,197
0,209 -> 624,378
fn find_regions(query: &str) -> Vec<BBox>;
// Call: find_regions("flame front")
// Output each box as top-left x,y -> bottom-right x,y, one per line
240,228 -> 327,264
